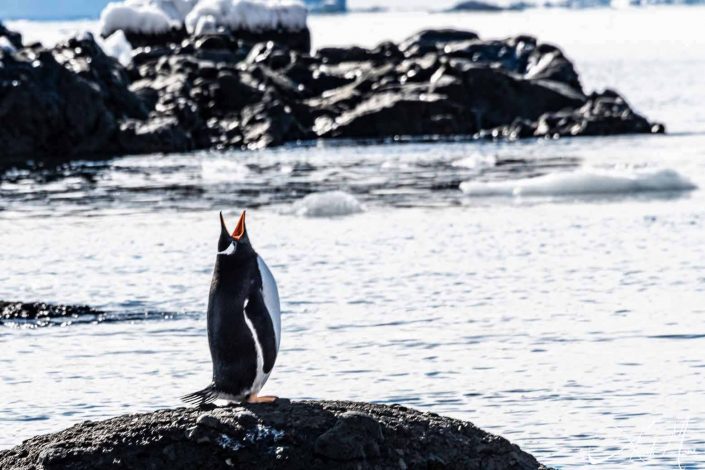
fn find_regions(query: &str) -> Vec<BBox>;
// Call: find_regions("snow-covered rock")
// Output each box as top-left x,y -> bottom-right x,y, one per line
100,0 -> 308,37
100,1 -> 177,36
100,30 -> 133,66
0,36 -> 17,53
184,0 -> 308,34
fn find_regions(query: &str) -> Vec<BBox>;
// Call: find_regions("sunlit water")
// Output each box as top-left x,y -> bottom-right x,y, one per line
2,6 -> 705,469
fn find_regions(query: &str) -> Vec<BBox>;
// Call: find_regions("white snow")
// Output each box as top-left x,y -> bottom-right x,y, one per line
185,0 -> 308,34
100,30 -> 133,66
193,14 -> 218,35
0,37 -> 17,53
100,1 -> 176,36
100,0 -> 307,37
459,167 -> 697,197
257,256 -> 281,351
292,191 -> 364,217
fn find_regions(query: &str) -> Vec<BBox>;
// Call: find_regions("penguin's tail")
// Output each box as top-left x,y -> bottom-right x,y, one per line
182,384 -> 218,406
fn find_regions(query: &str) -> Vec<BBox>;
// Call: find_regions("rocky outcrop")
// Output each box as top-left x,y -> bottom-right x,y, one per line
0,400 -> 551,470
0,22 -> 663,163
0,300 -> 174,326
0,301 -> 103,322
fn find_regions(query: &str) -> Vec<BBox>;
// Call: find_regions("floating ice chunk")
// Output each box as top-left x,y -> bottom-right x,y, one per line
0,36 -> 17,53
460,168 -> 697,197
293,191 -> 364,217
101,30 -> 133,66
452,155 -> 496,169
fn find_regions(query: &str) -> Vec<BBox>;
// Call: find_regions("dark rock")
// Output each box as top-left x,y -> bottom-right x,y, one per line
318,90 -> 471,139
246,41 -> 293,70
212,71 -> 263,111
0,23 -> 663,162
118,117 -> 193,154
0,301 -> 103,322
317,46 -> 381,65
0,300 -> 177,326
240,94 -> 310,149
194,34 -> 230,51
314,411 -> 383,460
459,67 -> 586,129
446,0 -> 505,11
524,44 -> 582,91
122,27 -> 189,49
53,34 -> 149,120
0,22 -> 23,49
0,46 -> 119,162
400,29 -> 480,57
0,400 -> 552,470
485,89 -> 664,139
535,90 -> 664,137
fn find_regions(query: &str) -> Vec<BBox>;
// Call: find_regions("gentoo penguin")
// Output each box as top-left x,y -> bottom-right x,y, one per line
183,211 -> 281,405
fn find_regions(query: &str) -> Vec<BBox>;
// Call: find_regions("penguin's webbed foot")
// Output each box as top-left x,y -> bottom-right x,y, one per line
246,394 -> 279,404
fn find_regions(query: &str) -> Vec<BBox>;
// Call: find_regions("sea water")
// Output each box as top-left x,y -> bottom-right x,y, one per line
2,6 -> 705,468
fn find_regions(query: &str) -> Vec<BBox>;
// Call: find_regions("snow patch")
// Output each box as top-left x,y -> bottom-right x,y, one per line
100,30 -> 133,66
293,191 -> 364,217
100,0 -> 307,36
100,1 -> 176,36
184,0 -> 308,34
0,37 -> 17,53
460,167 -> 697,197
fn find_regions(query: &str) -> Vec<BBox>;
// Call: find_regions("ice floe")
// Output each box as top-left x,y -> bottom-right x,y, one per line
292,190 -> 364,217
459,167 -> 697,197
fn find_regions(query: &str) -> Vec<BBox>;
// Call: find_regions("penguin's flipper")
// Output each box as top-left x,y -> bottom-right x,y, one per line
182,385 -> 218,406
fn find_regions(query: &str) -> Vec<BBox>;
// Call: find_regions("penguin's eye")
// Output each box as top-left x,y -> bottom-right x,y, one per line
218,242 -> 237,256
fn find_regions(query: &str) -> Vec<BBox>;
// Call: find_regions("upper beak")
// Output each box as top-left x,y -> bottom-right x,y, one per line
232,210 -> 247,241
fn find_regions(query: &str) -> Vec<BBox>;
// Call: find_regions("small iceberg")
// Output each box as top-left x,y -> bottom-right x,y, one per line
459,167 -> 697,197
292,191 -> 364,217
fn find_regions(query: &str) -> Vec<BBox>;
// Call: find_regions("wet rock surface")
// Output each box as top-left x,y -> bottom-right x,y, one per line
0,301 -> 103,322
0,21 -> 662,163
0,400 -> 552,470
0,300 -> 177,327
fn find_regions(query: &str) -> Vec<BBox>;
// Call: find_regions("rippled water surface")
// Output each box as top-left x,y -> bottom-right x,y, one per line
3,6 -> 705,469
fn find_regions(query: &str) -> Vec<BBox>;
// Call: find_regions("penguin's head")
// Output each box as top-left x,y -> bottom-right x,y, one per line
217,210 -> 255,259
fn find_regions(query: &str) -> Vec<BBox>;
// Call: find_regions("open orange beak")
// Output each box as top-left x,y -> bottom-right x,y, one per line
231,210 -> 247,241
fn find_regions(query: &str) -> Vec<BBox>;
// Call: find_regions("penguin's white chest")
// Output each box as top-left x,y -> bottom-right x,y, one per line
242,298 -> 270,395
241,256 -> 280,396
257,256 -> 281,349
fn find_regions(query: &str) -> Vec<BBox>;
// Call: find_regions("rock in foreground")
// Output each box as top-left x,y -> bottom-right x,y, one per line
0,400 -> 551,470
